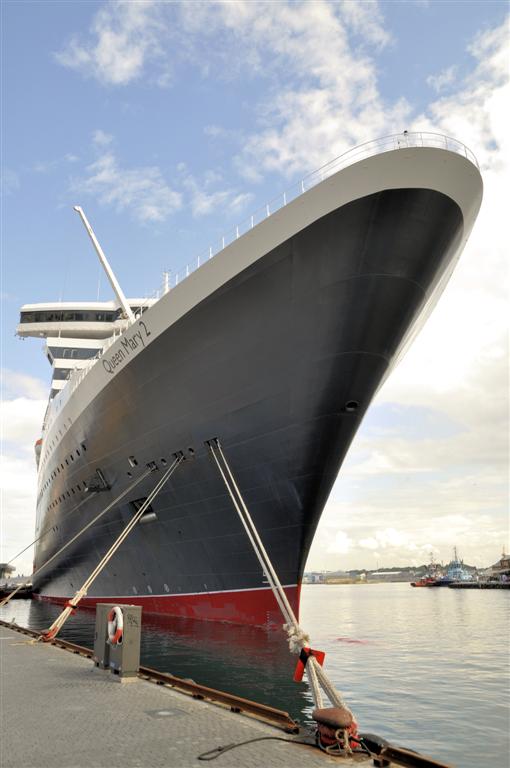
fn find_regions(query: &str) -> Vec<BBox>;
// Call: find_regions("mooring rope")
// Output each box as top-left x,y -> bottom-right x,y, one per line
40,454 -> 184,641
0,467 -> 155,609
207,439 -> 354,732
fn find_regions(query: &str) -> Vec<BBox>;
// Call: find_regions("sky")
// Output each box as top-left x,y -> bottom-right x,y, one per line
1,0 -> 508,576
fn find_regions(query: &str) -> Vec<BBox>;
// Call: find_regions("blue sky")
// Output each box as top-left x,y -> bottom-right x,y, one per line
1,1 -> 508,573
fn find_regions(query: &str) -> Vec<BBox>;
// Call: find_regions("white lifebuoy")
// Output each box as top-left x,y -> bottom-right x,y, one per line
107,606 -> 123,645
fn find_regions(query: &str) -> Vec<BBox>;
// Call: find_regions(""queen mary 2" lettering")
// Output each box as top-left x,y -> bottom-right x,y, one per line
102,320 -> 151,375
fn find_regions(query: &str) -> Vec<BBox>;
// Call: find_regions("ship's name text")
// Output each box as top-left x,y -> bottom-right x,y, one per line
102,320 -> 152,375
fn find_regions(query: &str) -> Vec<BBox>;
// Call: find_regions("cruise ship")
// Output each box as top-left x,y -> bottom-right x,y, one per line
18,133 -> 483,626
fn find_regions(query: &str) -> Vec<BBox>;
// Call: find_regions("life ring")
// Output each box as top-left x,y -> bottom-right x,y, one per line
107,606 -> 123,645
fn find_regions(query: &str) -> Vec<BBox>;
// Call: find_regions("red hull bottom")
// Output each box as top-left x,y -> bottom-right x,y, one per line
35,584 -> 301,628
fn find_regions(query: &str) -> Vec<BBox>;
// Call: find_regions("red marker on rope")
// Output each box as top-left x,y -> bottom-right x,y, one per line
293,647 -> 325,682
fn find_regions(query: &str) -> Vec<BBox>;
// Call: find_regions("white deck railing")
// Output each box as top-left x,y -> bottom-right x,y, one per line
166,131 -> 478,289
43,131 -> 478,437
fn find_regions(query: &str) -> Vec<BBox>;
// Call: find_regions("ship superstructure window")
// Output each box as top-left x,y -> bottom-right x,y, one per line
20,310 -> 115,323
48,347 -> 100,360
52,368 -> 72,381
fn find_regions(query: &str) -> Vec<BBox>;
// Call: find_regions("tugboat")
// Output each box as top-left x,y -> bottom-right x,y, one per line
410,554 -> 441,587
431,547 -> 473,586
410,576 -> 437,587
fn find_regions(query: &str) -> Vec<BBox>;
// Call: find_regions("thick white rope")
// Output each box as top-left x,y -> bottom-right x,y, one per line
208,444 -> 293,628
41,456 -> 183,640
209,440 -> 354,722
213,441 -> 299,628
306,653 -> 324,709
0,467 -> 154,609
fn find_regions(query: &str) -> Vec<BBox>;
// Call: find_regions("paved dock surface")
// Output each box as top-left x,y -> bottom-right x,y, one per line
1,626 -> 366,768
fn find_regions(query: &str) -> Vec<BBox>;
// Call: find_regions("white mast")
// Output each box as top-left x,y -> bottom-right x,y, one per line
73,206 -> 135,323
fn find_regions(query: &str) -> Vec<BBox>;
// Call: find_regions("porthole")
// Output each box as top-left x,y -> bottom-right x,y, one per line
71,455 -> 74,461
163,583 -> 170,593
147,585 -> 153,594
128,456 -> 138,468
160,458 -> 167,465
345,400 -> 359,413
127,471 -> 132,478
81,443 -> 87,452
132,586 -> 138,595
76,449 -> 80,457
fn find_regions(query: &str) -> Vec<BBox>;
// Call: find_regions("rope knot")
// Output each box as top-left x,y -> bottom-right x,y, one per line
284,622 -> 310,654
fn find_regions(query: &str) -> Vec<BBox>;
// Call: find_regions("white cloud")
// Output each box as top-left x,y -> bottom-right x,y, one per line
426,65 -> 457,93
226,0 -> 405,178
1,369 -> 48,400
0,371 -> 47,574
339,0 -> 391,48
33,154 -> 80,174
0,454 -> 39,575
72,152 -> 182,223
55,0 -> 166,86
1,398 -> 47,447
92,129 -> 114,147
180,169 -> 253,218
327,530 -> 353,555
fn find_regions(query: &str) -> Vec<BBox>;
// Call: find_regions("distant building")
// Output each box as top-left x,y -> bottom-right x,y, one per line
488,550 -> 510,582
0,563 -> 15,581
303,572 -> 326,584
368,570 -> 406,582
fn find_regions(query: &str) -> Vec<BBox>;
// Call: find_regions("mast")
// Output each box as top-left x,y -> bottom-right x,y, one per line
73,206 -> 135,323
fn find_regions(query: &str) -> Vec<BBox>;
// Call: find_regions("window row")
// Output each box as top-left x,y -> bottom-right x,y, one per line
49,347 -> 101,360
21,306 -> 147,324
40,443 -> 87,495
46,481 -> 85,513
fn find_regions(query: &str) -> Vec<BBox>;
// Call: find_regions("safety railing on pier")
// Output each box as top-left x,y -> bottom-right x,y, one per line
44,131 -> 478,434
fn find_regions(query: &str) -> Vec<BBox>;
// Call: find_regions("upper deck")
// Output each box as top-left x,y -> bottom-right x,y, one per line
17,300 -> 155,340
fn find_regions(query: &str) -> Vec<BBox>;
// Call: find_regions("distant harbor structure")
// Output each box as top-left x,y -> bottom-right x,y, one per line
487,549 -> 510,583
0,564 -> 15,581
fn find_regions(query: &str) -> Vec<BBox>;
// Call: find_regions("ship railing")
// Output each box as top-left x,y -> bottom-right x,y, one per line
43,131 -> 477,433
161,131 -> 478,291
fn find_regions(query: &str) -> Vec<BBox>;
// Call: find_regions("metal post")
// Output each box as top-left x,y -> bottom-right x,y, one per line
73,207 -> 134,323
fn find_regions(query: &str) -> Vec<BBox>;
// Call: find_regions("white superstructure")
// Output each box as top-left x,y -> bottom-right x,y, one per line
17,300 -> 156,400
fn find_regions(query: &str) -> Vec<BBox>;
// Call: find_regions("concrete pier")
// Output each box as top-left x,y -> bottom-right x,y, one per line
0,626 -> 365,768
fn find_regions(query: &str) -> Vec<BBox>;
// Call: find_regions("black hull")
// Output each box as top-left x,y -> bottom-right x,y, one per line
33,187 -> 463,625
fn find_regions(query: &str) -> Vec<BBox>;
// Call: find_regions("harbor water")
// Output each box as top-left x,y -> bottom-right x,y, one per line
2,583 -> 508,768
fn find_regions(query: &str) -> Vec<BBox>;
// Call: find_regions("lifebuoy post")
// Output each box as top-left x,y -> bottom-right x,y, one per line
93,603 -> 142,678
